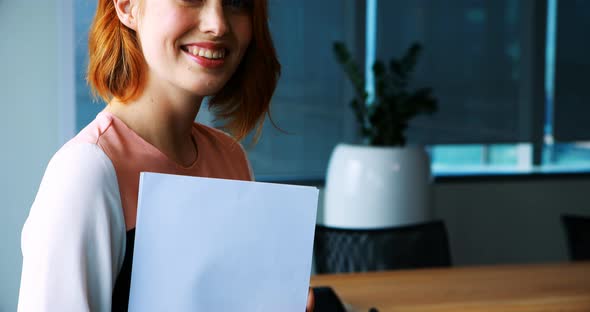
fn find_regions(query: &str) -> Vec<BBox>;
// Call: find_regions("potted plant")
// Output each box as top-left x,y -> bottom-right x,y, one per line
323,42 -> 438,229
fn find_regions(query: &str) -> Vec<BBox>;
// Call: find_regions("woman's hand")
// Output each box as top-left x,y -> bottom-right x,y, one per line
306,287 -> 315,311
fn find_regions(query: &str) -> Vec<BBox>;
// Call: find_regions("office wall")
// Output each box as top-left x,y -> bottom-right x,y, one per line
434,178 -> 590,266
0,2 -> 64,311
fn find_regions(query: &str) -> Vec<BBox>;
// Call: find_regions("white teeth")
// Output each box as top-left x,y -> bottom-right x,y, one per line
185,46 -> 226,60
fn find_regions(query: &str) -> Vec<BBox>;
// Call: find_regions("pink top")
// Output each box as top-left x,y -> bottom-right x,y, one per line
19,111 -> 254,311
73,111 -> 253,230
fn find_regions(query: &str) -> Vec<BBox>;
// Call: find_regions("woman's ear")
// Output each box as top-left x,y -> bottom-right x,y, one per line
113,0 -> 138,30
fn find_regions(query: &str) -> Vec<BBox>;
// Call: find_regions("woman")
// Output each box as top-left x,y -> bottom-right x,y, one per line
18,0 -> 314,310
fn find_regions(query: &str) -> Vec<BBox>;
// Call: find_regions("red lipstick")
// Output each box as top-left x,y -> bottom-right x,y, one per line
182,42 -> 228,69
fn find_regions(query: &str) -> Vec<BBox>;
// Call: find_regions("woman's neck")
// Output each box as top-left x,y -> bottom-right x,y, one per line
106,91 -> 204,167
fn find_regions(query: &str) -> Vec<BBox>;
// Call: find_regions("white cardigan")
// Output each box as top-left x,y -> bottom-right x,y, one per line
18,143 -> 126,312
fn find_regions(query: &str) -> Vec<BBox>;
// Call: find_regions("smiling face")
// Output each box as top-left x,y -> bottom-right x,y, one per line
117,0 -> 253,97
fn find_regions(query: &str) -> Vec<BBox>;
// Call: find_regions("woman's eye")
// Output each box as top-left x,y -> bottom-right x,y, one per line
179,0 -> 204,5
222,0 -> 253,10
178,0 -> 252,11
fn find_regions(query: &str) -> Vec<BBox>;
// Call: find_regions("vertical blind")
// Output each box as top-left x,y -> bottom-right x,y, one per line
245,0 -> 360,179
376,0 -> 539,145
553,0 -> 590,142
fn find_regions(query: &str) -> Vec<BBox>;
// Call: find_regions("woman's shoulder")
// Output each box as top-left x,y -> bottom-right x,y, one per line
32,140 -> 124,237
47,111 -> 119,178
30,114 -> 124,230
50,110 -> 117,178
70,111 -> 116,145
36,136 -> 119,192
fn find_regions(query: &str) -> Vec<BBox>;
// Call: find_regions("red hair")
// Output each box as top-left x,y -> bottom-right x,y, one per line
87,0 -> 281,141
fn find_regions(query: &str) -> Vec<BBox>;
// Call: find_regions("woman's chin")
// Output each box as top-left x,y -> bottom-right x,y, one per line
183,83 -> 225,98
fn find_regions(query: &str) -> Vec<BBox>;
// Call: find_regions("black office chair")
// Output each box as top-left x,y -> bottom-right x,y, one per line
313,220 -> 452,274
561,214 -> 590,261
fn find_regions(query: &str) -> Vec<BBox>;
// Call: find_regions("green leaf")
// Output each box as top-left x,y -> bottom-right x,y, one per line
333,40 -> 438,146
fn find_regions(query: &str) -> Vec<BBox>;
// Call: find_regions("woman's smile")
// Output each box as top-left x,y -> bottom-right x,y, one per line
181,42 -> 229,69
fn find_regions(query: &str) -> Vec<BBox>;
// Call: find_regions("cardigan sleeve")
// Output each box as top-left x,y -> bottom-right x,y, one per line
18,143 -> 126,312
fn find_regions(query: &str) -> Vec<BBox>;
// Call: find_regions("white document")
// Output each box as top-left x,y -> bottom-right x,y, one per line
128,172 -> 319,312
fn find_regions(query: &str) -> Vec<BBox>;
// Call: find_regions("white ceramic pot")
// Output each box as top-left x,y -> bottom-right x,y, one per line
323,144 -> 432,229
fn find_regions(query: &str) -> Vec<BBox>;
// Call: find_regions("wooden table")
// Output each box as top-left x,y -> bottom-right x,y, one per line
310,262 -> 590,312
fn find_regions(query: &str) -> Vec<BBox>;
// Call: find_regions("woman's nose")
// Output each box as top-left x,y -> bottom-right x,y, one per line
198,1 -> 229,37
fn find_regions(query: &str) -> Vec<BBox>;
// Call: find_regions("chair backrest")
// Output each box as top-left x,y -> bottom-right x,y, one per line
313,220 -> 452,274
562,214 -> 590,261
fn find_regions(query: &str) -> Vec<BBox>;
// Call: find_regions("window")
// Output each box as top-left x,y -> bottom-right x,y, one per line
370,0 -> 590,176
541,0 -> 590,173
